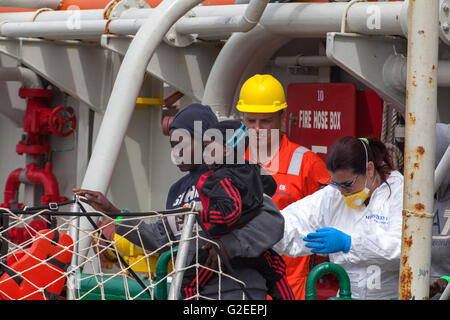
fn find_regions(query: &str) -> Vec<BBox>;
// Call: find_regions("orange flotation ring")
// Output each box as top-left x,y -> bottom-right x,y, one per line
0,229 -> 73,300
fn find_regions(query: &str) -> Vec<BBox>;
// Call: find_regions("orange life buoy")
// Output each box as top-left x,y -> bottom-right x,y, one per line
0,229 -> 73,300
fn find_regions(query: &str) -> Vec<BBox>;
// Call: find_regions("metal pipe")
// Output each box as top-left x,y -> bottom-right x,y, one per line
202,23 -> 290,117
437,60 -> 450,86
274,55 -> 335,68
0,67 -> 42,88
167,213 -> 196,300
0,18 -> 148,39
175,0 -> 269,36
0,9 -> 103,23
242,1 -> 406,37
440,281 -> 450,300
0,2 -> 409,40
0,0 -> 62,9
282,55 -> 449,87
178,1 -> 407,38
76,0 -> 205,264
0,66 -> 40,126
383,55 -> 450,90
203,24 -> 272,117
0,19 -> 109,40
435,144 -> 450,193
66,201 -> 80,300
399,0 -> 439,300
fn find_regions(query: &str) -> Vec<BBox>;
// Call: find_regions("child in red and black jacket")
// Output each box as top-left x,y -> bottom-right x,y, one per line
182,120 -> 294,300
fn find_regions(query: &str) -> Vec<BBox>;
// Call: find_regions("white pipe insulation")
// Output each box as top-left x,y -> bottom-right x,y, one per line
0,1 -> 410,40
175,0 -> 270,36
0,67 -> 42,88
0,67 -> 42,126
274,55 -> 335,68
383,55 -> 450,90
0,0 -> 62,9
202,23 -> 290,118
435,144 -> 450,194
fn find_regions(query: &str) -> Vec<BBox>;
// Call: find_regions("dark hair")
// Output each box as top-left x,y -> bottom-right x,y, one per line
326,136 -> 394,183
212,120 -> 249,149
210,120 -> 249,163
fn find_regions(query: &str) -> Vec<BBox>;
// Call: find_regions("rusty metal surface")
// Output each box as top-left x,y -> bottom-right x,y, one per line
399,0 -> 439,300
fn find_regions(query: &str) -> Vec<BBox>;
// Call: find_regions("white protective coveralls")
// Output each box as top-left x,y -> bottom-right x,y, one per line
273,170 -> 404,300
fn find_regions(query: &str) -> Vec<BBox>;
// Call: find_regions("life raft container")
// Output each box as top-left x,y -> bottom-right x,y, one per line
0,229 -> 73,300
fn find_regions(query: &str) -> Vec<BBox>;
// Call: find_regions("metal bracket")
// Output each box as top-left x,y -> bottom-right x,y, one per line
101,34 -> 220,101
163,10 -> 197,48
49,202 -> 59,211
326,32 -> 407,115
108,0 -> 151,19
0,38 -> 113,113
399,0 -> 450,46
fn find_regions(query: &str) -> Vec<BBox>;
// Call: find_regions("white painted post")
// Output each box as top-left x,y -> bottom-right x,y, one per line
399,0 -> 439,300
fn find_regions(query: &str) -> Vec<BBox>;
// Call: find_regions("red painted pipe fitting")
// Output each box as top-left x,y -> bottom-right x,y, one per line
1,168 -> 23,208
24,162 -> 68,205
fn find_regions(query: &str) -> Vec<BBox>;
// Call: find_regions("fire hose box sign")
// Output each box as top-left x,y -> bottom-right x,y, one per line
286,83 -> 357,161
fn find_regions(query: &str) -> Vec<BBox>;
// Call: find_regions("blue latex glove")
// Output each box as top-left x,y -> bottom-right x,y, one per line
303,227 -> 351,254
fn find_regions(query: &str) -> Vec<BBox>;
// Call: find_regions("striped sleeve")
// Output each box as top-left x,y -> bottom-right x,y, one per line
202,177 -> 242,227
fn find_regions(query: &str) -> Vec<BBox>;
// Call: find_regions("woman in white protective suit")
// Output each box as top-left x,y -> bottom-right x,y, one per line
273,136 -> 404,300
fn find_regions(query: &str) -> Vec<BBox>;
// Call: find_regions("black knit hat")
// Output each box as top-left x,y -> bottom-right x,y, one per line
168,103 -> 218,137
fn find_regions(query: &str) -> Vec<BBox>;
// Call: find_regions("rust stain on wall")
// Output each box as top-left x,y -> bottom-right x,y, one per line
408,112 -> 416,125
414,203 -> 425,211
404,234 -> 413,248
416,146 -> 425,155
400,264 -> 413,300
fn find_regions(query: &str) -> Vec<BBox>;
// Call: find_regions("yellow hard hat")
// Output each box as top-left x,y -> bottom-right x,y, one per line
236,74 -> 287,113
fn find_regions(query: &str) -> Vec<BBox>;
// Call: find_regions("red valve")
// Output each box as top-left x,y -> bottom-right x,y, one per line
49,106 -> 77,137
8,219 -> 47,246
2,88 -> 76,210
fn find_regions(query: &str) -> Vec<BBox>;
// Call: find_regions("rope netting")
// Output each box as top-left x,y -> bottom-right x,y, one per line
0,202 -> 247,300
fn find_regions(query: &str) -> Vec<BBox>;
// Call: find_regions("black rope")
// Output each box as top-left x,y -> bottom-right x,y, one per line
0,206 -> 191,218
21,199 -> 77,211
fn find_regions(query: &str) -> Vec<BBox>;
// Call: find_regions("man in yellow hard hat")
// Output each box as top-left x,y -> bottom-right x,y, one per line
237,74 -> 330,299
